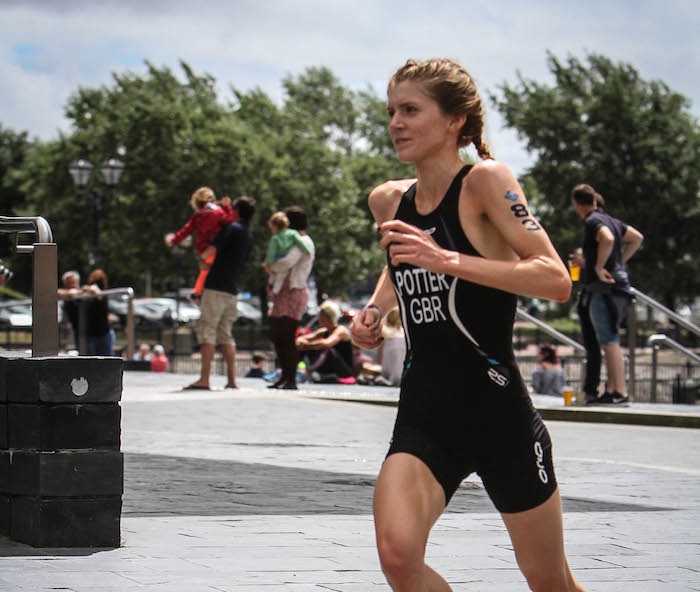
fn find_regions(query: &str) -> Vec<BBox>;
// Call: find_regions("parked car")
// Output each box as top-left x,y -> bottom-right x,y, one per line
107,297 -> 178,330
235,299 -> 262,326
139,298 -> 201,325
109,295 -> 262,329
0,300 -> 32,329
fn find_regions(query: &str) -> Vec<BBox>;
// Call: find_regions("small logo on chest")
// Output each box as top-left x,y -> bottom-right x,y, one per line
424,227 -> 437,235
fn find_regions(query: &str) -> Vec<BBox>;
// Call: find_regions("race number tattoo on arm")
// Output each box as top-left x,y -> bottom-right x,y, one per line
504,192 -> 541,232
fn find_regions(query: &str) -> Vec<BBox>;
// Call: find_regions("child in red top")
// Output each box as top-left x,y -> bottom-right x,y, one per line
165,186 -> 238,300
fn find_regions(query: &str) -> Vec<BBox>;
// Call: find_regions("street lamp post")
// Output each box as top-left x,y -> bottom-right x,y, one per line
68,156 -> 125,267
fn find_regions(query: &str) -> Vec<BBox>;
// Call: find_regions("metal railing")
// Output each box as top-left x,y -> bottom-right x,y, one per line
67,287 -> 136,359
647,334 -> 700,403
0,216 -> 57,356
626,288 -> 699,401
2,287 -> 137,359
630,287 -> 700,337
516,307 -> 586,353
0,215 -> 54,247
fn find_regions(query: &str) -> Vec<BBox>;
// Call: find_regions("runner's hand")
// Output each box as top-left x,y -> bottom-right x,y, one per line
379,220 -> 452,272
350,307 -> 383,350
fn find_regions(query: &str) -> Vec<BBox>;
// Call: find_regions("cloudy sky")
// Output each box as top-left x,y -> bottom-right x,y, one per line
1,0 -> 699,175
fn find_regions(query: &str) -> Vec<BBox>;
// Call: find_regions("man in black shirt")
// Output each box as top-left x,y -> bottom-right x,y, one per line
184,196 -> 256,390
569,184 -> 643,405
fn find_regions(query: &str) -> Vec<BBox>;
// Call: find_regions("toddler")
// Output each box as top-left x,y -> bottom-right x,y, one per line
165,186 -> 237,301
262,211 -> 311,295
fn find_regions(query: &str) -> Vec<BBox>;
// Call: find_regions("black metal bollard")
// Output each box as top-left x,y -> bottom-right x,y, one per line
0,355 -> 123,547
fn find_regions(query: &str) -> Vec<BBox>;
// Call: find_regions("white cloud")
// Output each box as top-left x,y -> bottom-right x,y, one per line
1,0 -> 699,175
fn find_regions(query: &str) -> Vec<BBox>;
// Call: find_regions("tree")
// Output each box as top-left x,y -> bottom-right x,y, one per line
16,61 -> 276,294
8,61 -> 413,301
233,68 -> 411,299
0,125 -> 31,216
492,53 -> 700,308
0,125 -> 33,295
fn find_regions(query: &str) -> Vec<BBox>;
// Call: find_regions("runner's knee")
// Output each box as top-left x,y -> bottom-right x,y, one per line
520,562 -> 569,592
376,525 -> 424,582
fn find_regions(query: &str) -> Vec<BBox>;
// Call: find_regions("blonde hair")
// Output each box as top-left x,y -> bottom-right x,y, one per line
269,211 -> 289,232
389,58 -> 493,160
319,300 -> 341,324
190,186 -> 215,210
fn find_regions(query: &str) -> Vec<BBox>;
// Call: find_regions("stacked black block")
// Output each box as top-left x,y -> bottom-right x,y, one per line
0,355 -> 123,547
1,355 -> 12,537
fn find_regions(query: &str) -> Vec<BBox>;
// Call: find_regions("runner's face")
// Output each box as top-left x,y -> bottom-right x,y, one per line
387,80 -> 456,163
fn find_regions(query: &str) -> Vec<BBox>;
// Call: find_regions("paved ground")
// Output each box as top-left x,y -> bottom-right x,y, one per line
1,371 -> 699,591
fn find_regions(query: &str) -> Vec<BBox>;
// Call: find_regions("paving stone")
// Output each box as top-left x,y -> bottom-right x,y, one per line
0,371 -> 698,590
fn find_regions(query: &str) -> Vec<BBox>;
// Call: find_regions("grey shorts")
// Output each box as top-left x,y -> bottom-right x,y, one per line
196,289 -> 238,345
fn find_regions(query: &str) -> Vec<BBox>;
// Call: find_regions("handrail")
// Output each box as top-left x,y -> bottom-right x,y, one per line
0,215 -> 57,356
647,333 -> 700,403
0,288 -> 136,359
69,287 -> 135,301
0,215 -> 53,251
516,307 -> 586,353
648,334 -> 700,364
631,287 -> 700,338
60,287 -> 135,359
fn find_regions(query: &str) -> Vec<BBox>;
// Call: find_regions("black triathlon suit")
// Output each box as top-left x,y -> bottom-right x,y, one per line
386,165 -> 557,513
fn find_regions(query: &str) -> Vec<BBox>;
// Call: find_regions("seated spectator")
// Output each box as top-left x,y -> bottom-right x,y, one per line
296,300 -> 354,385
378,307 -> 406,386
134,343 -> 152,361
245,351 -> 267,378
531,343 -> 565,396
150,344 -> 169,373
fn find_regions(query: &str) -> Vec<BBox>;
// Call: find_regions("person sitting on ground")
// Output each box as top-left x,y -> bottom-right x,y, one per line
378,307 -> 407,386
296,300 -> 355,384
150,344 -> 169,373
245,351 -> 267,378
531,343 -> 565,396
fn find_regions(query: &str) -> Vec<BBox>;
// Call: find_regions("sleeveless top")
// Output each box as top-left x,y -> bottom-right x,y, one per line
387,165 -> 517,370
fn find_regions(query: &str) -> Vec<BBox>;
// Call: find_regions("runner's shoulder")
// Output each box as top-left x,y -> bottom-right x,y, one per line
369,179 -> 415,222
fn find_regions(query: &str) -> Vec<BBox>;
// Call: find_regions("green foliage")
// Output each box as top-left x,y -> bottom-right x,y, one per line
492,53 -> 700,308
4,61 -> 413,300
0,125 -> 30,215
0,125 -> 34,292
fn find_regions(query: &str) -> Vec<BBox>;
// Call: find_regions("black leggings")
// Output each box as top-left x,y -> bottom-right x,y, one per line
577,290 -> 601,397
269,316 -> 300,385
307,347 -> 354,379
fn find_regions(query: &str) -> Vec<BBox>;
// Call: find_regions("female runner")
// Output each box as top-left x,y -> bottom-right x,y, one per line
350,58 -> 584,591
